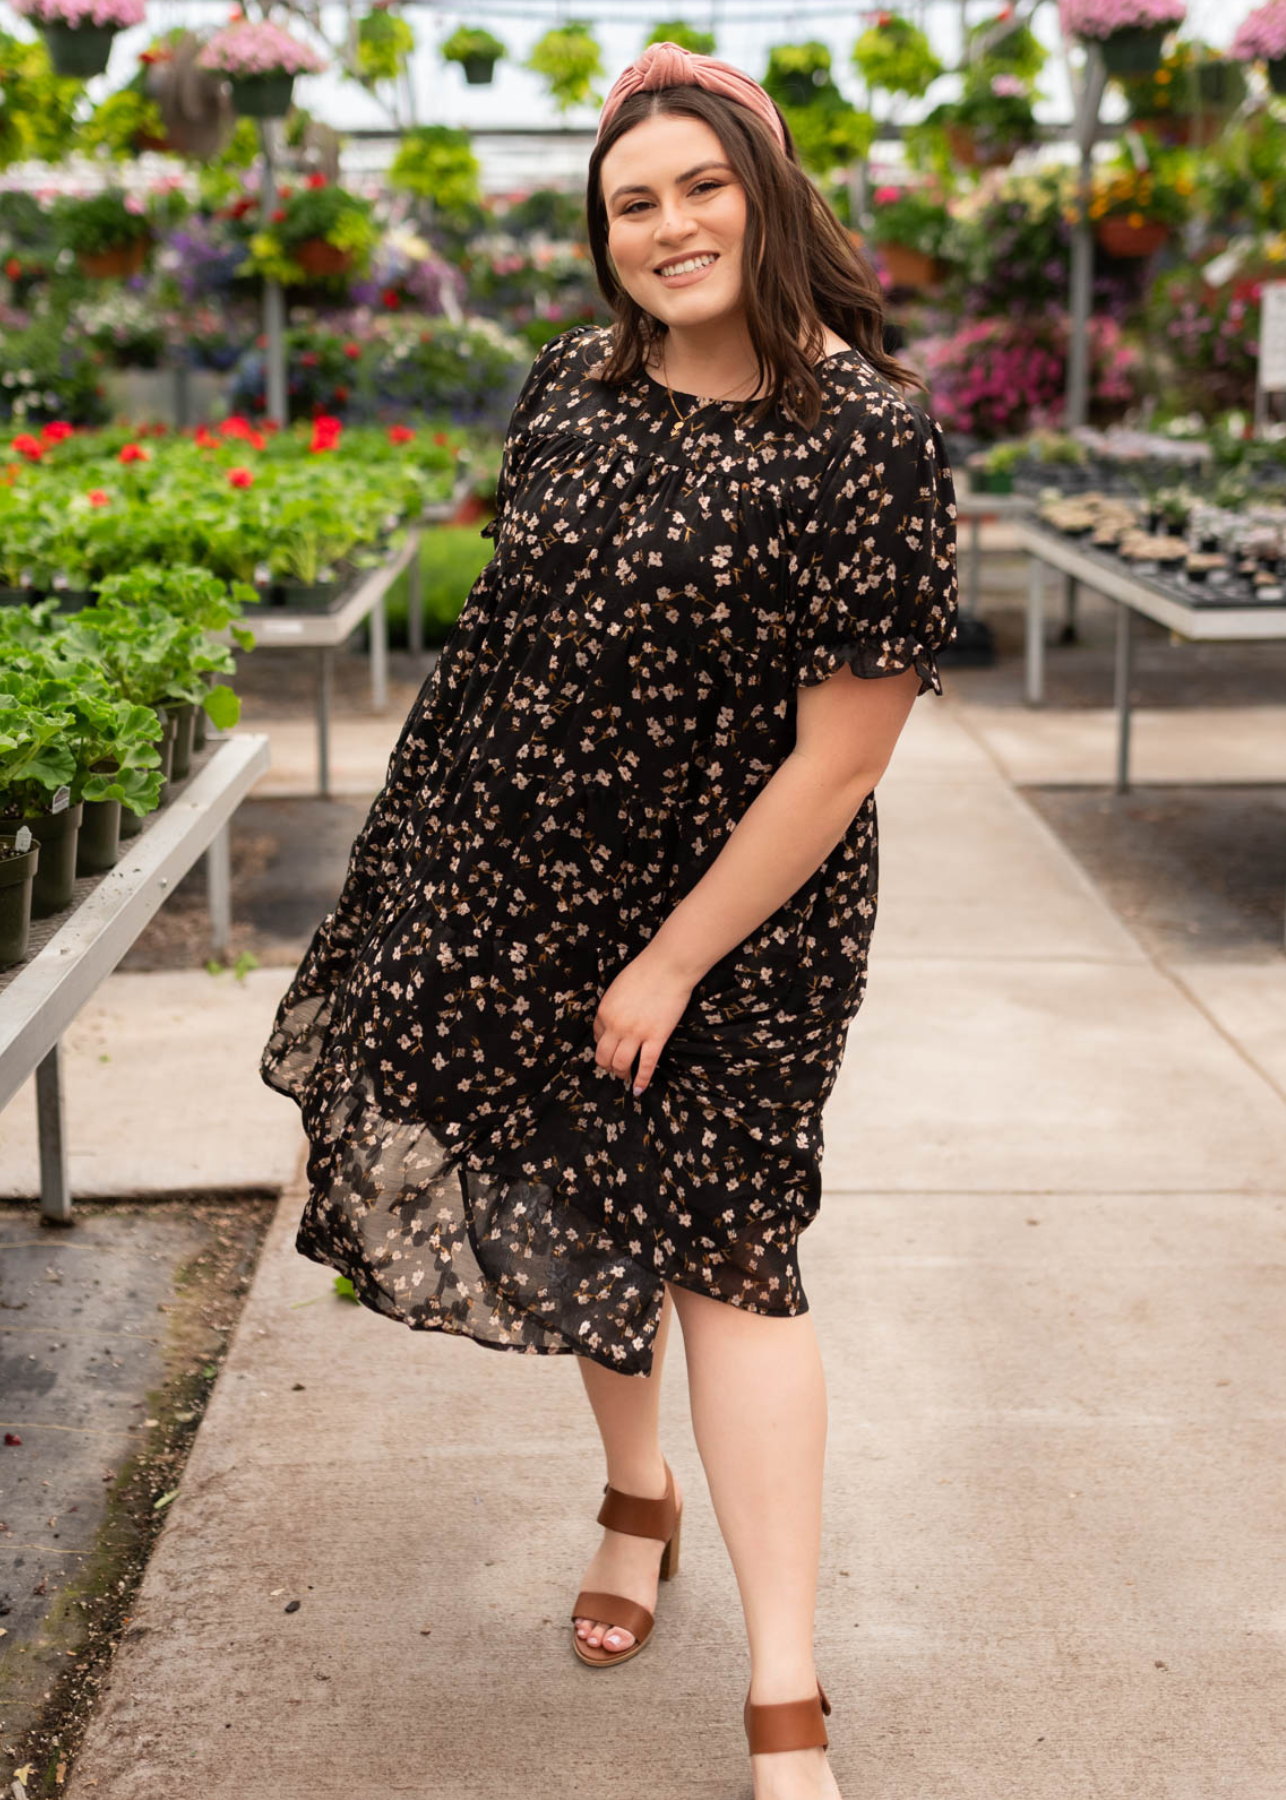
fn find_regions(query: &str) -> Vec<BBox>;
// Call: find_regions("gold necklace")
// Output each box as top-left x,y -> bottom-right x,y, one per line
660,345 -> 760,436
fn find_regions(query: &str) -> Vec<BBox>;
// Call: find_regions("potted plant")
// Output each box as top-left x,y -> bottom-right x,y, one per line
198,19 -> 326,118
0,678 -> 81,919
1088,155 -> 1192,255
1059,0 -> 1187,78
765,40 -> 834,107
524,20 -> 604,112
936,72 -> 1041,168
851,12 -> 943,99
10,0 -> 144,79
1118,40 -> 1246,142
239,177 -> 378,285
866,183 -> 950,288
53,188 -> 153,279
439,24 -> 506,86
1231,0 -> 1286,96
971,439 -> 1026,492
0,826 -> 40,971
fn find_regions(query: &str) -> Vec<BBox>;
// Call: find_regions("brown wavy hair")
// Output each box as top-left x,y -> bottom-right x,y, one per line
584,85 -> 915,431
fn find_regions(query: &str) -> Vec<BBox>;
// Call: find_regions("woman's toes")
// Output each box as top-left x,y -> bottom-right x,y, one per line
601,1624 -> 634,1652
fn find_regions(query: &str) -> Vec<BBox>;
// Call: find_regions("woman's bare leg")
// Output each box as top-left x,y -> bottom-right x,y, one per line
573,1287 -> 684,1653
667,1281 -> 840,1800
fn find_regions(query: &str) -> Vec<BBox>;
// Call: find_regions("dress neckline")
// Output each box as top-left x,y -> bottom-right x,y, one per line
638,343 -> 861,408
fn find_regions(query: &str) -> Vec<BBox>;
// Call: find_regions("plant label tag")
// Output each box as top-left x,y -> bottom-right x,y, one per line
14,826 -> 32,853
1201,245 -> 1245,290
50,786 -> 70,814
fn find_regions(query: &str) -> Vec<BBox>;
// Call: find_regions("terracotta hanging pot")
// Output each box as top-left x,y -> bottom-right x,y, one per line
879,243 -> 944,290
77,237 -> 149,279
945,123 -> 1016,169
1094,216 -> 1169,258
295,237 -> 352,278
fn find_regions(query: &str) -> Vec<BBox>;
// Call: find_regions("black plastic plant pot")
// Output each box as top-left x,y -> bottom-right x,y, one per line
272,578 -> 346,612
28,802 -> 84,919
151,708 -> 178,806
0,838 -> 40,971
1270,59 -> 1286,97
77,797 -> 123,874
41,20 -> 118,76
228,71 -> 296,117
160,699 -> 197,781
118,803 -> 145,840
462,55 -> 497,83
0,586 -> 33,607
53,590 -> 96,615
1098,25 -> 1169,76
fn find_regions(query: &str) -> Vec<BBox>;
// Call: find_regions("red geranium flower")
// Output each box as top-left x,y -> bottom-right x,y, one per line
432,430 -> 449,447
381,288 -> 402,310
195,425 -> 219,448
87,488 -> 110,507
228,466 -> 255,488
10,434 -> 43,460
342,341 -> 361,360
388,425 -> 415,444
333,384 -> 349,404
271,209 -> 287,224
309,414 -> 343,454
119,443 -> 150,463
5,257 -> 21,279
301,350 -> 320,367
306,173 -> 327,189
41,420 -> 73,443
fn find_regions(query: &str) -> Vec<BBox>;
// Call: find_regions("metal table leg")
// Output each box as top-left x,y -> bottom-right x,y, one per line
1059,572 -> 1080,645
317,646 -> 333,799
1113,600 -> 1134,795
370,591 -> 389,713
206,821 -> 231,958
1025,555 -> 1045,706
407,535 -> 424,656
35,1041 -> 72,1224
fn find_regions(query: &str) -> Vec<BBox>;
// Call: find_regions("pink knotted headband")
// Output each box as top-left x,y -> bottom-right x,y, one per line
596,40 -> 787,154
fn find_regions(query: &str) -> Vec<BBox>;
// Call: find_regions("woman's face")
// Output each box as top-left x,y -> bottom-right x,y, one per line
601,113 -> 748,331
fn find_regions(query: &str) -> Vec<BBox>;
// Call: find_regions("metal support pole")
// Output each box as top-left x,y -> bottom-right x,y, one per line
968,513 -> 982,614
317,646 -> 333,799
1113,599 -> 1134,794
370,592 -> 389,713
35,1041 -> 72,1224
407,534 -> 424,656
258,120 -> 288,428
206,822 -> 232,958
1060,572 -> 1080,644
1025,554 -> 1045,706
1065,50 -> 1108,431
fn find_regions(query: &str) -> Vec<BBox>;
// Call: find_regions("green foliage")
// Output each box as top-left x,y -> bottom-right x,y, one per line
0,678 -> 76,820
355,9 -> 415,83
239,182 -> 379,285
644,20 -> 717,56
525,20 -> 605,112
388,124 -> 482,215
51,190 -> 152,256
439,24 -> 505,65
763,41 -> 876,172
497,186 -> 587,240
964,13 -> 1048,82
383,523 -> 494,646
80,87 -> 167,158
0,30 -> 80,170
1195,111 -> 1286,233
866,184 -> 951,253
0,309 -> 110,429
851,14 -> 943,99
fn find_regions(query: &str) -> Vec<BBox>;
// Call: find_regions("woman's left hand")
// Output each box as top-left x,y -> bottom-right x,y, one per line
593,949 -> 695,1097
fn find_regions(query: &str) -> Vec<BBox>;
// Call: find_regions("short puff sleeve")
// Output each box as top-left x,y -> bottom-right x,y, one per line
789,402 -> 958,697
480,325 -> 592,542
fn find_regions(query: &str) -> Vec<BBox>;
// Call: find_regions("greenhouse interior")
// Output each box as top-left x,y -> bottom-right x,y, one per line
1,1 -> 1285,1795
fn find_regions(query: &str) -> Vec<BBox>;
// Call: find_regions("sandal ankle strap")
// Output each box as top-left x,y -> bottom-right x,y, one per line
744,1681 -> 832,1755
596,1460 -> 678,1543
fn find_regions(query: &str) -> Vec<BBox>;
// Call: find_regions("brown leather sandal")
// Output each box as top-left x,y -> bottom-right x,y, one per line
744,1679 -> 832,1755
570,1460 -> 682,1668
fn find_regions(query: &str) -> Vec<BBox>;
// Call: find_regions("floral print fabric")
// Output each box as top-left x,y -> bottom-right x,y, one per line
260,322 -> 958,1377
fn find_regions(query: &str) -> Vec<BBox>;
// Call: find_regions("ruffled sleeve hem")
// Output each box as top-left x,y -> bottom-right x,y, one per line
794,634 -> 945,699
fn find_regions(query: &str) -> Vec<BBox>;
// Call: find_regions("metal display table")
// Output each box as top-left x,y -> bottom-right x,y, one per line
955,488 -> 1034,614
1015,518 -> 1286,792
0,733 -> 271,1223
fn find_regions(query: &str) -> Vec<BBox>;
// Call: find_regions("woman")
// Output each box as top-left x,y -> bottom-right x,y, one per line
261,39 -> 957,1800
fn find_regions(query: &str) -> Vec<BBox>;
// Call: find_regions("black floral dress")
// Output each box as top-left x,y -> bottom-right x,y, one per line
260,322 -> 958,1377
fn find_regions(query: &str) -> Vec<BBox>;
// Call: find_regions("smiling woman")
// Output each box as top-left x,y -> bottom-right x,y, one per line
259,38 -> 957,1800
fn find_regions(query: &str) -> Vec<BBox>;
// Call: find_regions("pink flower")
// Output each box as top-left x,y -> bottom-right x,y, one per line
11,0 -> 144,26
1231,0 -> 1286,60
1059,0 -> 1185,37
198,18 -> 327,75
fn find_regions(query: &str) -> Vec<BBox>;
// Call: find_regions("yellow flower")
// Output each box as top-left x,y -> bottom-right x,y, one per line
1090,200 -> 1107,218
1175,175 -> 1194,195
1126,211 -> 1145,227
1156,68 -> 1171,82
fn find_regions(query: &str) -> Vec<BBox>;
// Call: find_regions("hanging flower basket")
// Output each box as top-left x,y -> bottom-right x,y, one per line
880,243 -> 944,289
199,20 -> 326,117
1100,25 -> 1172,74
10,0 -> 145,75
1095,216 -> 1169,256
295,236 -> 352,277
462,55 -> 498,84
1269,56 -> 1286,91
77,236 -> 149,278
228,71 -> 297,117
1230,4 -> 1286,91
945,122 -> 1017,168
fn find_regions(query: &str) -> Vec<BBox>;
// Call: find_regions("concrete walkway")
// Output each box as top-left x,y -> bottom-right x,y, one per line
60,692 -> 1286,1800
